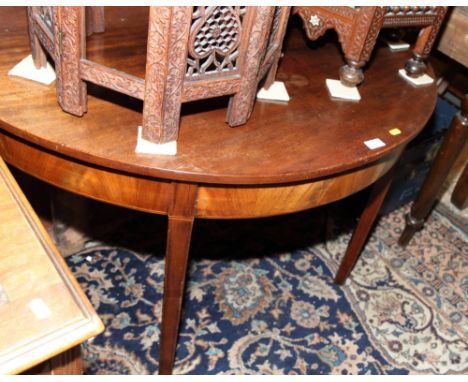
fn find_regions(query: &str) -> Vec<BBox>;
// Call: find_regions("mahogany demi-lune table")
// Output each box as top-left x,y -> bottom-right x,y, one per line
0,7 -> 437,375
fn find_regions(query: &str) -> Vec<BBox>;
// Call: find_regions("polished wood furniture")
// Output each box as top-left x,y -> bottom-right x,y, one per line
293,6 -> 447,86
399,95 -> 468,246
27,6 -> 290,146
2,7 -> 437,374
0,157 -> 104,374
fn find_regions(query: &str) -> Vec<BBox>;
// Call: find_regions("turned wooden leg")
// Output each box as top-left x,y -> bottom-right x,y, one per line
339,60 -> 366,87
405,8 -> 447,78
451,163 -> 468,210
158,183 -> 198,375
335,167 -> 395,285
399,96 -> 468,246
337,7 -> 384,88
404,52 -> 427,78
49,346 -> 83,375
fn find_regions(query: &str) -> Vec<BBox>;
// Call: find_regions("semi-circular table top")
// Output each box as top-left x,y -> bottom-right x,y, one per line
0,7 -> 436,186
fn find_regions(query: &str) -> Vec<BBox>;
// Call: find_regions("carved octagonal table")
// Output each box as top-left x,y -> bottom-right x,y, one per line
0,7 -> 437,374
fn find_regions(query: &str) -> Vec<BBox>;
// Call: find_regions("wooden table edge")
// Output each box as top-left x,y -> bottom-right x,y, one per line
1,130 -> 404,219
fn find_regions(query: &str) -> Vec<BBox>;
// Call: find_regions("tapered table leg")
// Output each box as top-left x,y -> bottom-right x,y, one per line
399,96 -> 468,247
335,167 -> 395,285
158,183 -> 198,375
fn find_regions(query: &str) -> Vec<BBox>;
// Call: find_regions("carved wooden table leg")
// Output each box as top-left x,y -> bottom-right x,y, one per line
335,166 -> 395,285
404,8 -> 447,78
399,96 -> 468,246
339,60 -> 366,87
158,183 -> 198,375
451,162 -> 468,210
226,7 -> 275,127
49,346 -> 83,375
141,7 -> 192,145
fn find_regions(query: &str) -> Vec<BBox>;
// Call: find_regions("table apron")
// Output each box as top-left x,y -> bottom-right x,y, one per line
0,132 -> 401,219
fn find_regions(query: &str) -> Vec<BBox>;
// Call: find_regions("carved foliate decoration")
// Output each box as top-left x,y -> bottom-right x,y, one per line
80,60 -> 145,100
182,77 -> 240,102
143,7 -> 192,143
186,6 -> 246,78
55,7 -> 87,116
226,7 -> 275,126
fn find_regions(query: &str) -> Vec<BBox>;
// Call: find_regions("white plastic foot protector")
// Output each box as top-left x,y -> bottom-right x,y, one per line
135,126 -> 177,156
8,54 -> 56,85
257,81 -> 290,102
398,69 -> 434,87
364,138 -> 386,150
386,41 -> 410,51
326,79 -> 361,101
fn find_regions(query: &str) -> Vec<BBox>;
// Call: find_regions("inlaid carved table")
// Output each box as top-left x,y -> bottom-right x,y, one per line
0,7 -> 437,374
294,6 -> 447,87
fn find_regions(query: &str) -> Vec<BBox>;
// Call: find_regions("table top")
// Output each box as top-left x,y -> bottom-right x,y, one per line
0,7 -> 436,185
0,157 -> 103,374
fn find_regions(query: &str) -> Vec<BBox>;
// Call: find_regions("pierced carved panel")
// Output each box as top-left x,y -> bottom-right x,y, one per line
186,6 -> 247,79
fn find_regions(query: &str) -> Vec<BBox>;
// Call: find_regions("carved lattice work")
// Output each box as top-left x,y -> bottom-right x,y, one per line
186,6 -> 247,78
38,6 -> 55,34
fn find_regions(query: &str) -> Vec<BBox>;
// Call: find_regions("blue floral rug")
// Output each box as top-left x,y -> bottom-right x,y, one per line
64,194 -> 467,375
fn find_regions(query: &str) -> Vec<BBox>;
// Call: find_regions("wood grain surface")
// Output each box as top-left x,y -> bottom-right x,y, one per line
0,7 -> 436,186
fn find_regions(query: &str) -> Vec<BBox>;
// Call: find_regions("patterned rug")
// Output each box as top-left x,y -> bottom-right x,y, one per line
64,191 -> 467,375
